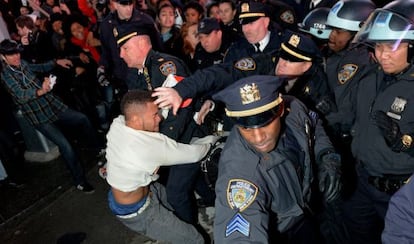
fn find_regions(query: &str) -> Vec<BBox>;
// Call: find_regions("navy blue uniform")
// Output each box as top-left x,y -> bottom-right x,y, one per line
214,96 -> 333,242
223,30 -> 283,63
174,53 -> 330,114
99,8 -> 162,85
325,46 -> 374,136
343,64 -> 414,244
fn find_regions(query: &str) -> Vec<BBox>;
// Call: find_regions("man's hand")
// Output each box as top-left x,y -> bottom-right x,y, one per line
152,87 -> 183,115
318,152 -> 342,203
196,100 -> 214,125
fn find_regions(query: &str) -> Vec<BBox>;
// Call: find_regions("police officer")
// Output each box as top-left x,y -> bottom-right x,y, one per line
211,75 -> 341,242
343,1 -> 414,243
322,0 -> 376,200
97,0 -> 163,99
113,21 -> 212,237
193,17 -> 232,70
154,31 -> 331,118
223,0 -> 283,63
298,7 -> 332,56
323,0 -> 376,138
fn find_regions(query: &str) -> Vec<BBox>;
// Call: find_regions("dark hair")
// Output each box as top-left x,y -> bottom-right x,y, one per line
157,3 -> 175,17
218,0 -> 236,10
15,15 -> 35,30
183,1 -> 204,16
206,1 -> 219,18
120,90 -> 156,117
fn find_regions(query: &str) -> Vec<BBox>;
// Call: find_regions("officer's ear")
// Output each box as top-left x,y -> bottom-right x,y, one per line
1,55 -> 7,63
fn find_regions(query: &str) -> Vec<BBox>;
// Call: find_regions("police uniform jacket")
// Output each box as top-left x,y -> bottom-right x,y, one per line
284,63 -> 331,113
223,30 -> 283,63
325,46 -> 373,134
174,53 -> 330,115
214,96 -> 334,242
99,8 -> 162,82
193,36 -> 232,70
127,49 -> 194,142
174,52 -> 276,100
351,64 -> 414,176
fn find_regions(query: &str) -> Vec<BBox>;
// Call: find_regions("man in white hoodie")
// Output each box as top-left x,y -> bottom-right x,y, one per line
105,89 -> 216,243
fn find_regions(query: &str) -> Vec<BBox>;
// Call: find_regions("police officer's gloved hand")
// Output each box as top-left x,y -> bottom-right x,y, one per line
372,110 -> 404,152
318,152 -> 342,203
97,66 -> 110,87
315,95 -> 337,115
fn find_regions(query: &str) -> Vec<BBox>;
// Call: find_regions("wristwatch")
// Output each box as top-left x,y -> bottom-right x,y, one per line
401,134 -> 413,150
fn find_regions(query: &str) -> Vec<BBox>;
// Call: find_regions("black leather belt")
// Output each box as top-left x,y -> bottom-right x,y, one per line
368,174 -> 410,195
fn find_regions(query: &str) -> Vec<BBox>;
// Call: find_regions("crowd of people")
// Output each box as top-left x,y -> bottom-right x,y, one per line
1,0 -> 413,243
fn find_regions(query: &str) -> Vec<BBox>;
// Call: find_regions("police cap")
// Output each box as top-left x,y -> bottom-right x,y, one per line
198,18 -> 221,35
213,75 -> 284,128
0,39 -> 23,55
113,22 -> 150,47
238,1 -> 268,25
279,31 -> 322,62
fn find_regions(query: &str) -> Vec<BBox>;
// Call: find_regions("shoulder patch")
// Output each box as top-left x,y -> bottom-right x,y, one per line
338,64 -> 358,84
234,58 -> 256,71
227,179 -> 258,212
280,10 -> 295,24
159,61 -> 177,76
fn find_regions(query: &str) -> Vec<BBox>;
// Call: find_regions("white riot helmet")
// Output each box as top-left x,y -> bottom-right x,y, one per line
298,7 -> 332,40
326,0 -> 376,32
353,0 -> 414,62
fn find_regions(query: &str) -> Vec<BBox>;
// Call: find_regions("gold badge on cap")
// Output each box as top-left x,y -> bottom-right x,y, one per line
288,34 -> 300,47
241,3 -> 249,13
240,83 -> 260,105
113,27 -> 118,38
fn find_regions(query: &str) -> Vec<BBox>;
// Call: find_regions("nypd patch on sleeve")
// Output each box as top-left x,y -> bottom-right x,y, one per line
234,58 -> 256,71
227,179 -> 258,212
159,61 -> 177,76
226,213 -> 250,237
338,64 -> 358,84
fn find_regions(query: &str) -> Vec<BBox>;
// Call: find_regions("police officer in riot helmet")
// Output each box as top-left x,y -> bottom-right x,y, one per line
343,0 -> 414,243
298,7 -> 332,51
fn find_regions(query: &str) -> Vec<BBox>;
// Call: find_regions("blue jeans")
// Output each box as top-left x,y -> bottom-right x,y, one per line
35,108 -> 97,185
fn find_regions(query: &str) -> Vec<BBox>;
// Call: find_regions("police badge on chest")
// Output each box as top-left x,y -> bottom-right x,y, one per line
387,97 -> 407,120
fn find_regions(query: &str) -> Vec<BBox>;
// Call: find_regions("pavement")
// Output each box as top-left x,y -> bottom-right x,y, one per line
0,153 -> 214,244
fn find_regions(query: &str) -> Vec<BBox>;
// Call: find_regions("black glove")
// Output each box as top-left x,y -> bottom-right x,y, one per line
315,95 -> 337,115
97,66 -> 110,87
372,110 -> 404,152
318,152 -> 342,203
